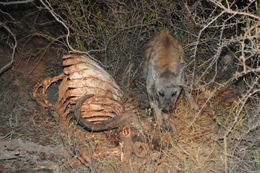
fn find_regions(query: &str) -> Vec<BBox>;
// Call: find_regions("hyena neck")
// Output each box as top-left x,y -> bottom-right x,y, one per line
159,70 -> 184,86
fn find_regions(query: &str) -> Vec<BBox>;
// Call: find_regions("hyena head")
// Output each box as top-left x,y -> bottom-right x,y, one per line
154,62 -> 185,113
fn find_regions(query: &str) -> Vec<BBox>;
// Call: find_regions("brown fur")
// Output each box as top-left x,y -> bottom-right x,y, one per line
144,30 -> 198,132
144,29 -> 184,73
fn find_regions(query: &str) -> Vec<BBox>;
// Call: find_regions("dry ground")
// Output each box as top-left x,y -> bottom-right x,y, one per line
0,3 -> 259,172
0,34 -> 229,173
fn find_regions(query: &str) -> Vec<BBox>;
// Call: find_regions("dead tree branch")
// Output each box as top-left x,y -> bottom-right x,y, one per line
0,0 -> 34,5
0,22 -> 17,75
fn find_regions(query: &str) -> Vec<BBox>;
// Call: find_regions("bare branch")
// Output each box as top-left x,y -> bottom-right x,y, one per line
210,0 -> 260,20
224,78 -> 259,138
39,0 -> 103,65
0,0 -> 34,5
0,22 -> 17,75
191,11 -> 225,93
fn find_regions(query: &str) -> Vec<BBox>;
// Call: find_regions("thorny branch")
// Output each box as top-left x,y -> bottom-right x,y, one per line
189,0 -> 260,131
211,0 -> 260,20
191,11 -> 225,93
224,78 -> 259,138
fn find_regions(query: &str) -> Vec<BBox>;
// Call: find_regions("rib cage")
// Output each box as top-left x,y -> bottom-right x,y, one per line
33,53 -> 137,123
32,52 -> 144,163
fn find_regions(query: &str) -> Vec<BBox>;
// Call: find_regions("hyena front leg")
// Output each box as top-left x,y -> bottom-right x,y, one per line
162,113 -> 176,134
149,98 -> 163,127
146,82 -> 163,127
149,96 -> 176,134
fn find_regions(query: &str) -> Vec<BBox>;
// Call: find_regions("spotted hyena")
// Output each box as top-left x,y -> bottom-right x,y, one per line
144,29 -> 198,131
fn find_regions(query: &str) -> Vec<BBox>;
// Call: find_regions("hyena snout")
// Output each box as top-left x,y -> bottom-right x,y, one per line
158,95 -> 178,113
161,104 -> 173,113
155,70 -> 185,114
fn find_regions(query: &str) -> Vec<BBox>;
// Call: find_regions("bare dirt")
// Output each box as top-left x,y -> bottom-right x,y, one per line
0,35 -> 71,172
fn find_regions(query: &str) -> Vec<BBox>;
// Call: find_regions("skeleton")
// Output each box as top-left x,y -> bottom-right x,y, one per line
33,53 -> 148,163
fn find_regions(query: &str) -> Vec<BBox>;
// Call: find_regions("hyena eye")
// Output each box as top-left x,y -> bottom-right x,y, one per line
172,91 -> 177,96
158,91 -> 165,97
